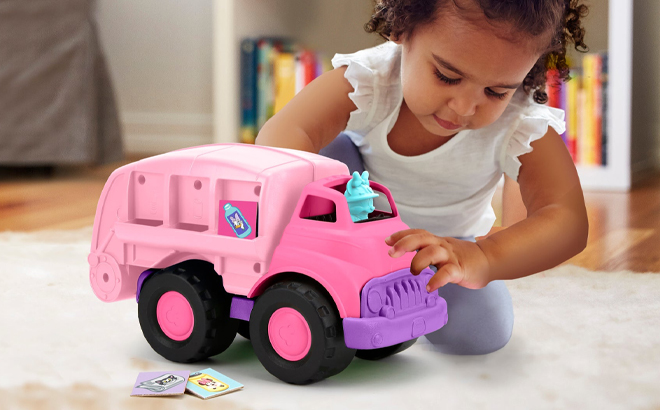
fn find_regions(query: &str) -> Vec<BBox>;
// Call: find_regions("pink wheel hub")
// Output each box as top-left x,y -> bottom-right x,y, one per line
268,308 -> 311,361
157,291 -> 194,341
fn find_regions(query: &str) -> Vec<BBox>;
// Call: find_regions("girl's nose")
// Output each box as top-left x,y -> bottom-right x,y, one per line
447,95 -> 477,117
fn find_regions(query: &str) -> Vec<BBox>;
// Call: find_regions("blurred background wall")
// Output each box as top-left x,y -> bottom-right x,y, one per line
631,0 -> 660,175
95,0 -> 378,154
95,0 -> 214,154
95,0 -> 660,173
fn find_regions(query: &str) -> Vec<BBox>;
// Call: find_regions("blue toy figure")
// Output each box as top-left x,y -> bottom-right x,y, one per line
224,203 -> 252,238
344,171 -> 379,222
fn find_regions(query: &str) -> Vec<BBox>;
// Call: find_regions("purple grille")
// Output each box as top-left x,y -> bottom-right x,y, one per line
360,267 -> 435,319
343,267 -> 447,349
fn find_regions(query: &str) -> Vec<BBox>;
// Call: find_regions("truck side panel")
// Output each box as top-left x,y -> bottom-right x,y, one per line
90,169 -> 141,302
90,145 -> 352,303
170,175 -> 210,232
130,171 -> 165,226
250,246 -> 371,318
91,170 -> 127,253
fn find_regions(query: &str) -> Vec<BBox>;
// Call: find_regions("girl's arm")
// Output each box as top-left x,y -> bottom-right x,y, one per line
479,175 -> 526,239
255,66 -> 357,152
476,127 -> 589,282
387,127 -> 588,291
501,175 -> 528,227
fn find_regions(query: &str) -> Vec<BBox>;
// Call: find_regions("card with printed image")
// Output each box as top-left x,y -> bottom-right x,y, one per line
131,371 -> 190,397
186,368 -> 244,399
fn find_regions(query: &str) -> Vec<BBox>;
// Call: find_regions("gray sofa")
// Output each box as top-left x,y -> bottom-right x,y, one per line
0,0 -> 123,165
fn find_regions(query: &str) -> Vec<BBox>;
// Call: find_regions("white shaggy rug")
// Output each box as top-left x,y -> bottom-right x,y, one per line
1,227 -> 659,410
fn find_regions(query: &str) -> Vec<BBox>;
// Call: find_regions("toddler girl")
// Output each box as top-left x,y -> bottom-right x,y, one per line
256,0 -> 590,355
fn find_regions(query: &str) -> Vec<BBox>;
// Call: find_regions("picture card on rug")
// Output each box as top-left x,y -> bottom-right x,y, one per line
186,368 -> 244,399
131,371 -> 190,397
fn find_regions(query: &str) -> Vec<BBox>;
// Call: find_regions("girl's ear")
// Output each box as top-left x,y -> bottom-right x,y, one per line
387,32 -> 402,44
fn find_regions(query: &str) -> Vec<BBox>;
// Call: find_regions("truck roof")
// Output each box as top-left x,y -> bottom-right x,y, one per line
133,143 -> 346,181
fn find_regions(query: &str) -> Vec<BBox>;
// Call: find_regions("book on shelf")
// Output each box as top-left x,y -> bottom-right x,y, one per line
565,71 -> 579,162
240,37 -> 332,143
240,39 -> 257,145
545,52 -> 608,167
558,70 -> 567,146
273,51 -> 296,114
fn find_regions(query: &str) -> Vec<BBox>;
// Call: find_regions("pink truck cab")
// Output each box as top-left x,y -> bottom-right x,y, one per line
89,143 -> 447,384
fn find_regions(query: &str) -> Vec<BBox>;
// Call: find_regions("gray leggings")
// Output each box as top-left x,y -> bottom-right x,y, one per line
320,133 -> 514,355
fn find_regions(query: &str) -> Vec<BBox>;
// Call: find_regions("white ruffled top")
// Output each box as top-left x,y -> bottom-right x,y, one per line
331,42 -> 566,238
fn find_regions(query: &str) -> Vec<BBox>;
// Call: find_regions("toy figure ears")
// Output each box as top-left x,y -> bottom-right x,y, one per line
350,171 -> 370,188
346,171 -> 378,202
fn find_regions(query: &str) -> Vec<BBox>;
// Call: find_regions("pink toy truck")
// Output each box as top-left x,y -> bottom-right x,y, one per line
89,143 -> 447,384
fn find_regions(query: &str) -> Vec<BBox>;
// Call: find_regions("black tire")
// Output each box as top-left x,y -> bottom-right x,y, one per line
138,260 -> 238,363
250,279 -> 356,384
355,338 -> 418,360
237,320 -> 250,340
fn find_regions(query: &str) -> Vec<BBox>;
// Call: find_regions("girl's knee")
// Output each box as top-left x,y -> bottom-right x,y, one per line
473,312 -> 514,354
426,313 -> 513,355
425,281 -> 514,355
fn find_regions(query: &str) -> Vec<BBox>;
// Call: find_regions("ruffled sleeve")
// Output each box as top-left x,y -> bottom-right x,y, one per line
331,42 -> 402,134
499,104 -> 566,181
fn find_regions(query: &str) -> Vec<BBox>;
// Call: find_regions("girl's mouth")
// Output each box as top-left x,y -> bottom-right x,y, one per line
433,115 -> 462,131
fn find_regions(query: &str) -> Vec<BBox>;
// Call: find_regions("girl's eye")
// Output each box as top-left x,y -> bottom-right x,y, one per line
434,67 -> 509,100
485,88 -> 508,100
434,69 -> 460,85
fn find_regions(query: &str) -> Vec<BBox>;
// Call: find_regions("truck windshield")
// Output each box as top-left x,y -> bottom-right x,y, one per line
300,184 -> 396,224
354,186 -> 395,223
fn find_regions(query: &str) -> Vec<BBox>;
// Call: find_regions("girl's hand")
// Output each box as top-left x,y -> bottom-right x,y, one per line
385,229 -> 491,292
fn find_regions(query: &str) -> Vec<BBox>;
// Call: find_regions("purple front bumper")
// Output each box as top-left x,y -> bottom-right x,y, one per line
343,268 -> 448,350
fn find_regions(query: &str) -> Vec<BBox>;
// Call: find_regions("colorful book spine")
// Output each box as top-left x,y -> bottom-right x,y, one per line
582,54 -> 595,165
301,50 -> 316,87
294,52 -> 305,94
319,53 -> 333,73
577,85 -> 588,165
315,52 -> 326,78
543,53 -> 608,167
240,38 -> 258,144
256,38 -> 274,131
546,69 -> 560,109
257,39 -> 287,130
273,52 -> 296,114
545,69 -> 569,146
566,75 -> 579,162
241,37 -> 334,141
558,72 -> 567,145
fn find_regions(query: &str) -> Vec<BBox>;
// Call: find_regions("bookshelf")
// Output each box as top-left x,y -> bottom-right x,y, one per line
211,0 -> 378,146
571,0 -> 632,191
212,0 -> 633,191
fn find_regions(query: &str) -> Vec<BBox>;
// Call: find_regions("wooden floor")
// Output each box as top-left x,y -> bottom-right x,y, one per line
1,159 -> 659,272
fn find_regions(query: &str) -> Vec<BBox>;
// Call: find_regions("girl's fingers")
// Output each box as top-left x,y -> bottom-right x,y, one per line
384,230 -> 467,291
410,245 -> 450,276
388,232 -> 441,258
385,229 -> 426,246
427,263 -> 464,292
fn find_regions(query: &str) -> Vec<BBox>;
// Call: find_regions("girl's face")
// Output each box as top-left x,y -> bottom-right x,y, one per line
395,7 -> 546,137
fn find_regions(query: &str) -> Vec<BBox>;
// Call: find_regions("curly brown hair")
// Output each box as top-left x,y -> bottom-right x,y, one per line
365,0 -> 589,104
